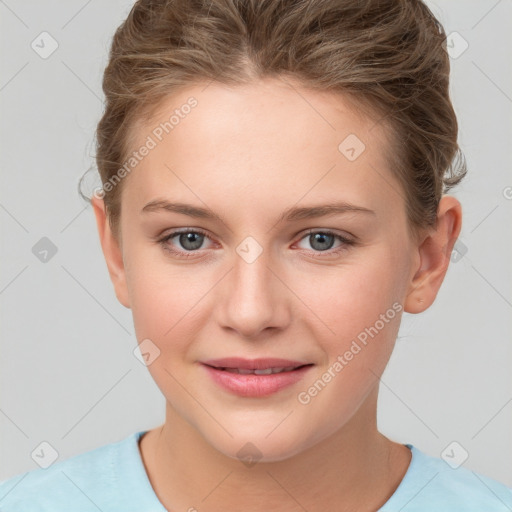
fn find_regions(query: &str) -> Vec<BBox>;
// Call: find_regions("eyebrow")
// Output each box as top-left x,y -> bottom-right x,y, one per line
141,199 -> 375,223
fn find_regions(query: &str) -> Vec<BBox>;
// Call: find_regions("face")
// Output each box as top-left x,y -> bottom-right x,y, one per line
99,78 -> 424,461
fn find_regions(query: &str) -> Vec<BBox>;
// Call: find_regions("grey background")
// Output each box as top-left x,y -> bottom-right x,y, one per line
1,0 -> 511,487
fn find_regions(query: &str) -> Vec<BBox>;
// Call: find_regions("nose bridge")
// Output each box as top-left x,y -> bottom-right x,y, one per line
218,235 -> 288,337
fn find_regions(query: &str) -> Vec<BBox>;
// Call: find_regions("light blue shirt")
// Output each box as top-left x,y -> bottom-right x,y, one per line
1,430 -> 511,511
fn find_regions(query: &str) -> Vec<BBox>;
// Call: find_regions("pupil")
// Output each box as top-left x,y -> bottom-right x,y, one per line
312,233 -> 333,251
181,232 -> 202,250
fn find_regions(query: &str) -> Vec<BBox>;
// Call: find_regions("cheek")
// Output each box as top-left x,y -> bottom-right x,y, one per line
293,258 -> 404,427
126,259 -> 207,406
123,241 -> 199,348
293,246 -> 408,414
129,272 -> 199,347
302,250 -> 405,346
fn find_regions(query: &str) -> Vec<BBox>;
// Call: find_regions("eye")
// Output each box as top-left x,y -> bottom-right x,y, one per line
295,229 -> 355,257
158,228 -> 213,259
157,228 -> 356,260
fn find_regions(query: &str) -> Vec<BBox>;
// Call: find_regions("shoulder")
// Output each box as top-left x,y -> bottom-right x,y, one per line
0,431 -> 148,512
381,444 -> 512,511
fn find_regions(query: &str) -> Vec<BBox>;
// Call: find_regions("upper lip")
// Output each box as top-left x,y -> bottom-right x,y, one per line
202,358 -> 310,370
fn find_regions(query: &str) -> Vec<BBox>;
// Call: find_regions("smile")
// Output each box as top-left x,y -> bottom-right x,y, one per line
201,358 -> 314,397
220,366 -> 299,375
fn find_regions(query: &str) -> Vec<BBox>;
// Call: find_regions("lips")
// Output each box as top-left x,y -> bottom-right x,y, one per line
201,358 -> 313,397
221,366 -> 299,375
202,357 -> 308,371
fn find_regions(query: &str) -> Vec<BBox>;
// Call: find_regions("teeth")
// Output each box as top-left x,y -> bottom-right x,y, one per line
222,366 -> 298,375
254,368 -> 273,375
237,368 -> 254,375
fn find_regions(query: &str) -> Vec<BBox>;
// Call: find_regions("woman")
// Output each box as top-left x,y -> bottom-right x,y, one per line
1,0 -> 510,510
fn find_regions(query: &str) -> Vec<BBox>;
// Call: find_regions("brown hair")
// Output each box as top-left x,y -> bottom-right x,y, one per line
81,0 -> 466,242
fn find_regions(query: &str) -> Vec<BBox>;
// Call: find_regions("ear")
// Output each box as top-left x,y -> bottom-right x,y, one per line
91,196 -> 131,309
404,195 -> 462,314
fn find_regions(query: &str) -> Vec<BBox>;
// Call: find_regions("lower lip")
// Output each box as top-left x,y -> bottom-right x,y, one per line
201,364 -> 312,397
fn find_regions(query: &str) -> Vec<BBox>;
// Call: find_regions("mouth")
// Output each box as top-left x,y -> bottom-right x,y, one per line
213,366 -> 305,375
200,358 -> 314,397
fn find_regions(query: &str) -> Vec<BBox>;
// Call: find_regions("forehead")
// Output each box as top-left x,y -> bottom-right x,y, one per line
123,78 -> 403,222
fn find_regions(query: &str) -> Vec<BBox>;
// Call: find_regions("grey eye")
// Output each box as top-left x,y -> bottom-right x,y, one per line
176,232 -> 205,251
308,232 -> 336,251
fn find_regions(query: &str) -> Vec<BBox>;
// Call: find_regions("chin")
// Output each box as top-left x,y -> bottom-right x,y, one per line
203,424 -> 320,465
225,439 -> 305,465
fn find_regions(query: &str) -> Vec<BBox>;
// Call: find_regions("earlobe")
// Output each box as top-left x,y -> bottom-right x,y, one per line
91,196 -> 131,309
404,196 -> 462,314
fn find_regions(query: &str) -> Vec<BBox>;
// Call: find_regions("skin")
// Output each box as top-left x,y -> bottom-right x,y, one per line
92,77 -> 462,511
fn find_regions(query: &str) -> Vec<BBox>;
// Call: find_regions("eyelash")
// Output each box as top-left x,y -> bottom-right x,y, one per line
157,228 -> 356,260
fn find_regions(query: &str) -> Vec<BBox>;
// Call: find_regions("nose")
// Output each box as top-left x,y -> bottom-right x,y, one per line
216,244 -> 291,340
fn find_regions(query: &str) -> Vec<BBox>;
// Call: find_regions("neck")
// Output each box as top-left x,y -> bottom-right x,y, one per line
139,387 -> 411,512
